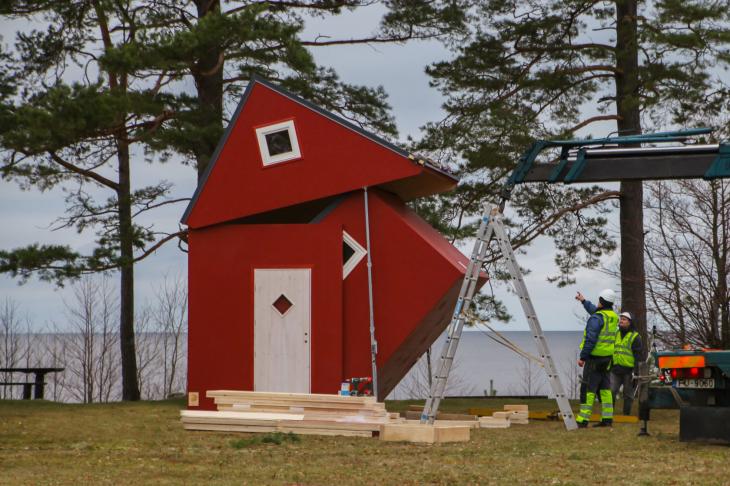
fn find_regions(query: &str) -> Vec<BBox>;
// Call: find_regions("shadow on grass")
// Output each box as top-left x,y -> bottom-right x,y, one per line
230,432 -> 301,449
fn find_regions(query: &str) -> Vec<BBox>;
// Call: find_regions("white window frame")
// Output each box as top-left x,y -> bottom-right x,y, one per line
343,231 -> 367,279
255,119 -> 302,166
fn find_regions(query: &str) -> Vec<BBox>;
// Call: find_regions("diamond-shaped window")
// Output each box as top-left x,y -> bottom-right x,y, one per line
272,294 -> 294,315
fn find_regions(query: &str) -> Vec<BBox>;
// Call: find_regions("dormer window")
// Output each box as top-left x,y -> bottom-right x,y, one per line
256,120 -> 301,166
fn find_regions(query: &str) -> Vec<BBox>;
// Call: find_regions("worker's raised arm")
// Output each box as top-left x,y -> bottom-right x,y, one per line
575,291 -> 598,314
581,299 -> 598,315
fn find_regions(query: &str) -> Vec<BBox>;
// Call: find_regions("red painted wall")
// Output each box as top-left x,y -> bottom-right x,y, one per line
187,189 -> 480,405
186,82 -> 426,229
187,223 -> 342,410
319,189 -> 472,398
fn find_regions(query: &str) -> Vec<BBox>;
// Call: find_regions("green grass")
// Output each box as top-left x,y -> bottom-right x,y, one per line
1,398 -> 728,485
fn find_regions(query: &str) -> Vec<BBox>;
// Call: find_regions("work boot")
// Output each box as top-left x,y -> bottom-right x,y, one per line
592,420 -> 612,428
577,421 -> 588,429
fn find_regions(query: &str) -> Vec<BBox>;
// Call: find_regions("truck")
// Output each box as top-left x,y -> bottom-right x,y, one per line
640,346 -> 730,443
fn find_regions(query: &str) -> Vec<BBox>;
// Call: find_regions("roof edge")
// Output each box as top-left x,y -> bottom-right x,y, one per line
252,76 -> 457,182
180,80 -> 257,225
181,75 -> 458,226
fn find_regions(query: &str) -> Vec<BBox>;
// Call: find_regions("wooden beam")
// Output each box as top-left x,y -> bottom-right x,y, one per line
379,423 -> 471,444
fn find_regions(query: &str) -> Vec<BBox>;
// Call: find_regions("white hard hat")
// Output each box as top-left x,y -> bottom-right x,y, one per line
599,289 -> 616,303
620,312 -> 632,321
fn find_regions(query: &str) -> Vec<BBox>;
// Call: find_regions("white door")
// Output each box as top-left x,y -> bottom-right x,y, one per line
253,268 -> 311,393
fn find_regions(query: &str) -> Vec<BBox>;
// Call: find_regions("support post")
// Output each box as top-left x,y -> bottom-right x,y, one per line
363,187 -> 379,399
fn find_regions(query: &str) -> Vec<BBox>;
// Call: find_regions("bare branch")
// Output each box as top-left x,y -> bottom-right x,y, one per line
48,152 -> 119,191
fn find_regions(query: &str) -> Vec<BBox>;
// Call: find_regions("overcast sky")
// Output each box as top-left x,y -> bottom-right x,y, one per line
0,6 -> 620,333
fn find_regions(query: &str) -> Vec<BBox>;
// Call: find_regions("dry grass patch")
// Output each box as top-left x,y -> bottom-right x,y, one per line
0,398 -> 728,485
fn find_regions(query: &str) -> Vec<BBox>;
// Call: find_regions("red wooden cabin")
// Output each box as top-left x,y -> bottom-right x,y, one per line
182,77 -> 482,409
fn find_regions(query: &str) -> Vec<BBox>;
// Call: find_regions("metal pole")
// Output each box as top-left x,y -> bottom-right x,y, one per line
363,187 -> 379,399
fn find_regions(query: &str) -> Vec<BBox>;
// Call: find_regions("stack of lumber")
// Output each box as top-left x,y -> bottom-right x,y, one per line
180,390 -> 402,438
504,404 -> 529,424
404,405 -> 478,423
478,404 -> 529,428
479,415 -> 511,428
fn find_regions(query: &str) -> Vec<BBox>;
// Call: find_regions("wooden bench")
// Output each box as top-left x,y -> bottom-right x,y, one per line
0,368 -> 64,400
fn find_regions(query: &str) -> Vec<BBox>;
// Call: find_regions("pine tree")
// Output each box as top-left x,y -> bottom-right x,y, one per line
97,0 -> 470,179
416,0 -> 730,347
0,1 -> 470,399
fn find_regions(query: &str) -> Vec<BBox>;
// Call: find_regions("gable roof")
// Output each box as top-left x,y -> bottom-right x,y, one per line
181,76 -> 457,229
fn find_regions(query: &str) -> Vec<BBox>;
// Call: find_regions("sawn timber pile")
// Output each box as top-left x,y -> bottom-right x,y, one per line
180,390 -> 402,437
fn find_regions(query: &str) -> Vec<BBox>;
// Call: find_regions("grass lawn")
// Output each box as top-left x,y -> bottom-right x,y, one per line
1,397 -> 728,485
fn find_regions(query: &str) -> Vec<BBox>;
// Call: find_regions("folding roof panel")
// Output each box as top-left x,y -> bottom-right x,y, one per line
182,77 -> 457,229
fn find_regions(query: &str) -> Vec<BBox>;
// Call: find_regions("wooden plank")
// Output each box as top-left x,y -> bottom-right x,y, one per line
213,398 -> 385,412
504,410 -> 529,424
213,397 -> 384,410
380,423 -> 470,444
181,410 -> 388,431
183,423 -> 277,433
206,390 -> 377,405
183,422 -> 371,437
181,417 -> 281,427
479,417 -> 510,429
404,411 -> 478,422
276,420 -> 381,432
404,419 -> 480,429
194,411 -> 307,421
504,404 -> 529,412
216,402 -> 386,416
181,411 -> 279,426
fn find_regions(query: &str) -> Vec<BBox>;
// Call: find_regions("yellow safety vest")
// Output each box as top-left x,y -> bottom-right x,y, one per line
614,330 -> 638,367
580,309 -> 619,357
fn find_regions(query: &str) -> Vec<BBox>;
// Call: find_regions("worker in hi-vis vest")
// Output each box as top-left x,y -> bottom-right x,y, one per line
610,311 -> 643,416
575,289 -> 619,428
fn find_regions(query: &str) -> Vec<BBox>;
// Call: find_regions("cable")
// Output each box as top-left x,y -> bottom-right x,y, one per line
469,259 -> 544,366
472,319 -> 545,366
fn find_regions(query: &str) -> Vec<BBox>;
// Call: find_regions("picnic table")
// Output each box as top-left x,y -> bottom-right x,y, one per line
0,367 -> 64,400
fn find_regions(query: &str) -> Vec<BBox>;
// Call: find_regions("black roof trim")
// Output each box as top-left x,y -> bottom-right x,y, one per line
181,75 -> 455,225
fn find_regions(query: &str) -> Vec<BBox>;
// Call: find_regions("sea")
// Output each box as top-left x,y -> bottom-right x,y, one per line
387,330 -> 584,400
1,331 -> 583,402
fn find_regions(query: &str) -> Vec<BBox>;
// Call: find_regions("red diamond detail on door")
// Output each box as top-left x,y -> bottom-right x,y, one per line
272,294 -> 294,315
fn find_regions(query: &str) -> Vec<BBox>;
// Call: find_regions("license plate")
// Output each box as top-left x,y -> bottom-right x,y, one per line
676,378 -> 715,389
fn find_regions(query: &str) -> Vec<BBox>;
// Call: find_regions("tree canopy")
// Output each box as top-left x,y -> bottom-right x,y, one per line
414,0 -> 730,338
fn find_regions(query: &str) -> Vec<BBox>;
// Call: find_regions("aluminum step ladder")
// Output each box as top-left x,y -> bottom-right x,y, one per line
420,203 -> 578,430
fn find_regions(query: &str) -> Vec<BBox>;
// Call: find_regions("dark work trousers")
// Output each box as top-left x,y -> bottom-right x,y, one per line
611,366 -> 635,416
577,356 -> 613,423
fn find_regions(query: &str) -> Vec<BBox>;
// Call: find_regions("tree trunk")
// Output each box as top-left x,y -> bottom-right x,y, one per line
712,181 -> 730,347
193,0 -> 225,181
615,0 -> 647,358
118,139 -> 141,401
